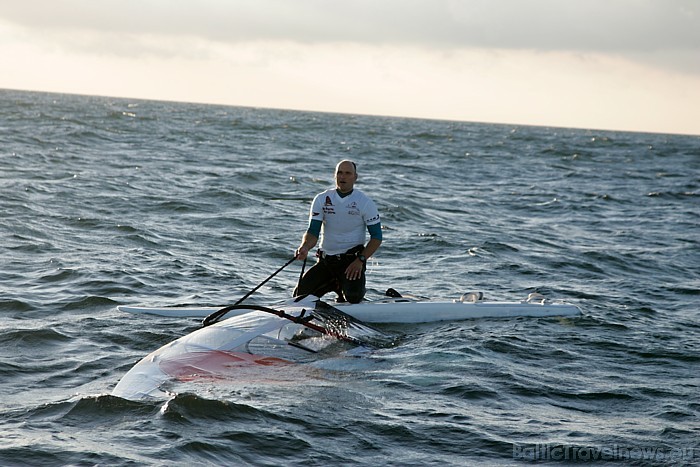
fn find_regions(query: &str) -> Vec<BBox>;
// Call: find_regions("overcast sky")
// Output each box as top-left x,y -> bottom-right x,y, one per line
1,1 -> 699,135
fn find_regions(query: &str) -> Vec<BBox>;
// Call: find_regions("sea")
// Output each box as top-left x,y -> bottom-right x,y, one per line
0,88 -> 698,466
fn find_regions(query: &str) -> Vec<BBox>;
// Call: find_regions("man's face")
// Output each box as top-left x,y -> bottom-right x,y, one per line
335,162 -> 357,193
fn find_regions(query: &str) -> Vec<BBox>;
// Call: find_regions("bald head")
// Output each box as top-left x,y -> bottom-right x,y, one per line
335,160 -> 358,193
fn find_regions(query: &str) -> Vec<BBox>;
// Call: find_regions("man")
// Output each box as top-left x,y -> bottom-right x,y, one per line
294,160 -> 382,303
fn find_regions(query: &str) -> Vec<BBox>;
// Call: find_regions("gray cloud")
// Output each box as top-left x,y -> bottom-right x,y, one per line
2,1 -> 698,64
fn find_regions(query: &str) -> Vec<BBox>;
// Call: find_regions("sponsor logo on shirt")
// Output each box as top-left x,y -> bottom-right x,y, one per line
366,214 -> 380,223
322,195 -> 335,214
347,201 -> 360,216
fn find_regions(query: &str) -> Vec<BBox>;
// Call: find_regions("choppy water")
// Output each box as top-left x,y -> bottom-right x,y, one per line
1,88 -> 698,465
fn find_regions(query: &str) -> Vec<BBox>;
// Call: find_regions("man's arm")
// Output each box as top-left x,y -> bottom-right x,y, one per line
361,237 -> 382,260
296,220 -> 320,260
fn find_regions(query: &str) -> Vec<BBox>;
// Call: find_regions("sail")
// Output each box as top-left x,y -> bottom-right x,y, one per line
112,296 -> 390,400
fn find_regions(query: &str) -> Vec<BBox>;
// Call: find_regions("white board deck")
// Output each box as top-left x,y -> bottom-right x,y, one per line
117,296 -> 581,323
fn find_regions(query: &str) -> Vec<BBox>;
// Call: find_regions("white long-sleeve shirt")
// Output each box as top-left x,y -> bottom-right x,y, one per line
309,188 -> 381,255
